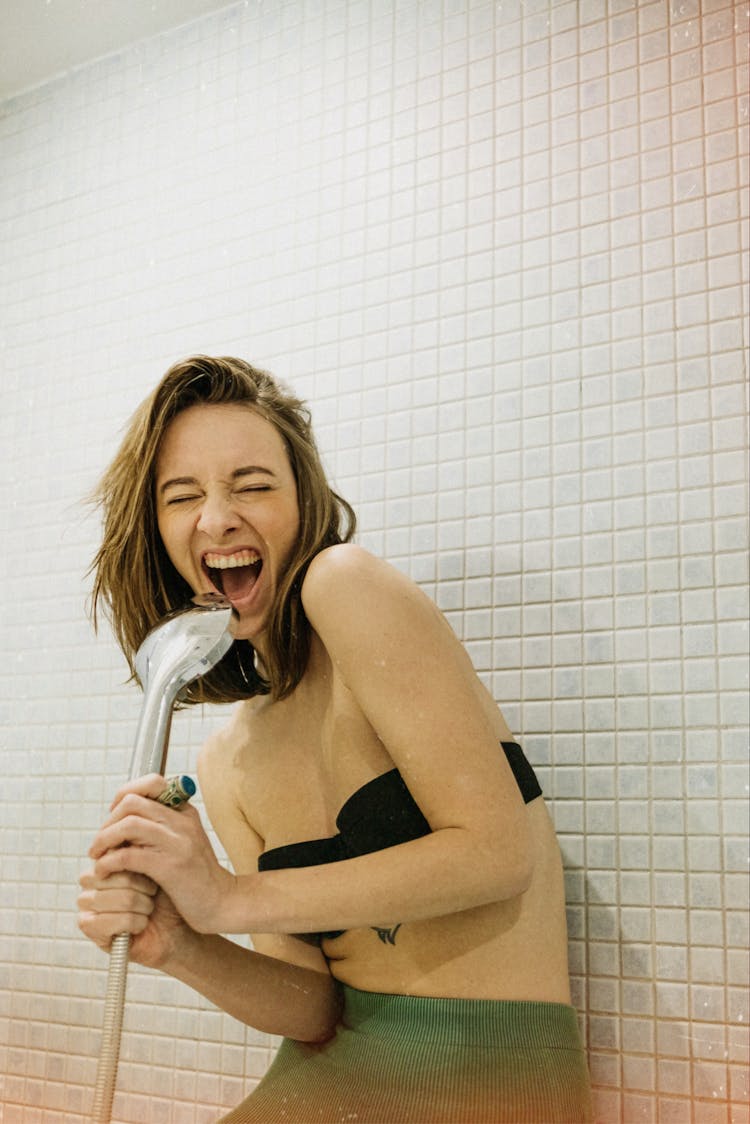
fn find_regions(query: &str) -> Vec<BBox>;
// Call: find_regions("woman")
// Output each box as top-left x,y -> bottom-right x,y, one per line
78,355 -> 592,1123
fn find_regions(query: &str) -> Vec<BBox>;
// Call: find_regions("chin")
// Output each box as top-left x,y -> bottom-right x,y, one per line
231,614 -> 264,646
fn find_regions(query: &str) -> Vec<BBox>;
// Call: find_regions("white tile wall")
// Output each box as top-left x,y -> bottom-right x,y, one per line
1,0 -> 748,1121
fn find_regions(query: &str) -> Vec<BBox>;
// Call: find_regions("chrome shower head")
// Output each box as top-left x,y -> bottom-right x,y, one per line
130,592 -> 236,778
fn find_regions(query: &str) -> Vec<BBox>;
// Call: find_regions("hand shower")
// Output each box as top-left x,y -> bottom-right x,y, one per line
91,593 -> 236,1124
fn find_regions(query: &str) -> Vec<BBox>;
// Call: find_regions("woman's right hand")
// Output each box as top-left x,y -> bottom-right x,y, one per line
77,868 -> 190,969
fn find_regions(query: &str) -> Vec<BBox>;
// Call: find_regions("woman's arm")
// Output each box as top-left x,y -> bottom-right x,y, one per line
78,871 -> 341,1040
80,730 -> 342,1041
156,929 -> 342,1041
186,731 -> 342,1037
90,546 -> 534,936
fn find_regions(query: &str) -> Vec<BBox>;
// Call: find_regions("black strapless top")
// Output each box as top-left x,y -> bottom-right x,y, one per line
258,741 -> 542,941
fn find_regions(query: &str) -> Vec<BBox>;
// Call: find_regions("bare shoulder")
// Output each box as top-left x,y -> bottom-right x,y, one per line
302,543 -> 423,616
300,550 -> 520,836
304,542 -> 384,582
301,543 -> 467,693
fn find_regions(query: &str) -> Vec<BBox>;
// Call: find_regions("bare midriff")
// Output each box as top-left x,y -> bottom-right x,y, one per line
320,800 -> 572,1005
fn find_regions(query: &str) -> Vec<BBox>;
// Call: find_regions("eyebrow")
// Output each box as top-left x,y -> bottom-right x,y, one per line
158,466 -> 276,495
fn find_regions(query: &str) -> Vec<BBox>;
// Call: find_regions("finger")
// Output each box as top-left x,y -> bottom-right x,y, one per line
77,910 -> 116,950
93,839 -> 160,881
106,789 -> 166,827
93,793 -> 199,857
78,908 -> 151,948
78,880 -> 157,915
109,773 -> 167,811
79,869 -> 158,895
102,788 -> 194,832
90,805 -> 170,858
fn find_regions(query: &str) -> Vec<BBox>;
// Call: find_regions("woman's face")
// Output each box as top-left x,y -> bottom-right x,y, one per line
155,402 -> 300,647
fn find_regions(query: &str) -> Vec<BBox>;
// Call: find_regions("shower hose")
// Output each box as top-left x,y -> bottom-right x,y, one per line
91,776 -> 195,1123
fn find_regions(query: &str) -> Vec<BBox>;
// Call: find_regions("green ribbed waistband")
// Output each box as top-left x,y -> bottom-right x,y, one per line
341,984 -> 584,1052
220,984 -> 592,1123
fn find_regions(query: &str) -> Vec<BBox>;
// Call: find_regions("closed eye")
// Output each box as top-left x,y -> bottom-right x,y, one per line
165,494 -> 200,505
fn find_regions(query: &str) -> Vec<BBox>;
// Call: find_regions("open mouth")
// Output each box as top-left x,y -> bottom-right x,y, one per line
203,549 -> 263,602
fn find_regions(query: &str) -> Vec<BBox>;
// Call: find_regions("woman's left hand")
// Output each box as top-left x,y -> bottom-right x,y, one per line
88,774 -> 237,934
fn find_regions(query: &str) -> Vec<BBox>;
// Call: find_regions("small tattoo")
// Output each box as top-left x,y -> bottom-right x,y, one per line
372,924 -> 401,945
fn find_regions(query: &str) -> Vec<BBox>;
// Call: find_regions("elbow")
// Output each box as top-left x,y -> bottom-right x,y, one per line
302,1021 -> 338,1046
481,826 -> 535,903
486,849 -> 534,902
443,822 -> 536,907
293,982 -> 344,1044
511,814 -> 536,897
510,849 -> 535,898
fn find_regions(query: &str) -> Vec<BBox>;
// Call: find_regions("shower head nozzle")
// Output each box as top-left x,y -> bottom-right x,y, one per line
134,592 -> 236,695
130,593 -> 236,779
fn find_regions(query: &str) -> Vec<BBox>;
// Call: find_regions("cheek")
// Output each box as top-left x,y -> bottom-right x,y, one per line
264,501 -> 300,546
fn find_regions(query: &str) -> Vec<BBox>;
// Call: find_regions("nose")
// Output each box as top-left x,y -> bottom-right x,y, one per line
195,491 -> 240,538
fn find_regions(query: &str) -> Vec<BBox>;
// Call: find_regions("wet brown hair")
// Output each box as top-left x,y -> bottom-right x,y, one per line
90,355 -> 356,702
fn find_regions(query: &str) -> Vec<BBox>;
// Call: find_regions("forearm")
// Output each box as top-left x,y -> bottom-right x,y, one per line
217,827 -> 533,936
162,929 -> 342,1041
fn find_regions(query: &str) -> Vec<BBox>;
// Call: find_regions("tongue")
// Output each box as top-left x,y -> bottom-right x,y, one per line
219,563 -> 260,601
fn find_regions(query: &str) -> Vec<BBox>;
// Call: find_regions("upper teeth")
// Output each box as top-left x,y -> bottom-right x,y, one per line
205,550 -> 260,569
